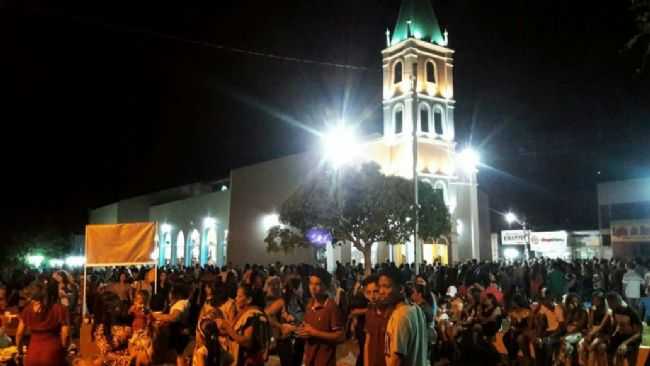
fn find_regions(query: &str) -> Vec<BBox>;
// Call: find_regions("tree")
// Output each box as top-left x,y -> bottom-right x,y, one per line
264,161 -> 451,274
8,229 -> 73,266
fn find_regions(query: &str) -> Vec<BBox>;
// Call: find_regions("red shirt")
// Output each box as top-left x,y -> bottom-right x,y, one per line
303,297 -> 342,366
364,304 -> 394,366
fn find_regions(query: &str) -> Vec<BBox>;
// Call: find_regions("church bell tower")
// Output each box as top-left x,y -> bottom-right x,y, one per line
378,0 -> 481,262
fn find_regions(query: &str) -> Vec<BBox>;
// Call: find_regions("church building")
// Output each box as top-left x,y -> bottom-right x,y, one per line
89,0 -> 491,268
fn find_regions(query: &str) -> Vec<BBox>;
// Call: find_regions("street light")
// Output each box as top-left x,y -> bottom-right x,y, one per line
203,217 -> 217,228
505,212 -> 518,225
161,223 -> 172,233
262,213 -> 281,230
503,211 -> 530,259
321,121 -> 359,167
459,147 -> 480,173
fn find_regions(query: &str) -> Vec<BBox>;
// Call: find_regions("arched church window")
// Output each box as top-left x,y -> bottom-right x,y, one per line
426,61 -> 436,83
394,61 -> 403,84
434,107 -> 444,135
394,108 -> 403,134
419,105 -> 430,133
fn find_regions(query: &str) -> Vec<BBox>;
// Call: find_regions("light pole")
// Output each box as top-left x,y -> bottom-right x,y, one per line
410,74 -> 422,274
321,122 -> 358,270
504,211 -> 530,259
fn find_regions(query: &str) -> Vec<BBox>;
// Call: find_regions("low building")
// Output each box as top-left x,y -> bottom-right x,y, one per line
598,177 -> 650,258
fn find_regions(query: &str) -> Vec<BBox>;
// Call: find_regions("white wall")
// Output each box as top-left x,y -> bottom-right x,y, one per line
227,152 -> 320,266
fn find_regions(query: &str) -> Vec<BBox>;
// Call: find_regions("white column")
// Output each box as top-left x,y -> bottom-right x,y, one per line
469,172 -> 480,259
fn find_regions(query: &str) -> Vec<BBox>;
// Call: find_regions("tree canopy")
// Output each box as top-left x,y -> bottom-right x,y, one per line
264,162 -> 451,269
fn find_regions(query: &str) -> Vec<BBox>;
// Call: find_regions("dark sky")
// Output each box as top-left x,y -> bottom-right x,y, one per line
1,0 -> 648,243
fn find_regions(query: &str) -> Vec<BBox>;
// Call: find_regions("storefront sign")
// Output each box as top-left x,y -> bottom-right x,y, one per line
611,220 -> 650,243
529,231 -> 567,252
571,231 -> 601,247
501,230 -> 528,245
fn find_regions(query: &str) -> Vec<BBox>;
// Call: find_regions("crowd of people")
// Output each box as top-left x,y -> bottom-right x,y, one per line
0,257 -> 648,366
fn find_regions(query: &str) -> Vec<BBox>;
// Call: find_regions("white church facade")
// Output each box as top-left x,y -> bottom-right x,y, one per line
89,0 -> 492,268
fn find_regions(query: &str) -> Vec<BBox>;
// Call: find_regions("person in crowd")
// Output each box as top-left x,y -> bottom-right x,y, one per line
607,292 -> 642,366
109,272 -> 132,304
128,290 -> 154,366
274,277 -> 305,366
193,318 -> 231,366
150,271 -> 169,312
622,262 -> 643,313
379,267 -> 428,366
534,286 -> 566,366
558,293 -> 587,366
152,285 -> 191,366
363,274 -> 392,366
91,291 -> 133,366
296,268 -> 344,366
218,284 -> 270,366
579,291 -> 612,366
639,285 -> 650,323
16,282 -> 70,366
503,294 -> 534,366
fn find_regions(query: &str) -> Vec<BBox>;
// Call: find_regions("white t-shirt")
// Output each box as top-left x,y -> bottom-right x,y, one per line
623,270 -> 643,299
385,303 -> 429,366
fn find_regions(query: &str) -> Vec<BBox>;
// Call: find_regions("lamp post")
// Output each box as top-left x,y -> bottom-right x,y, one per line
504,211 -> 530,259
410,74 -> 422,274
321,122 -> 358,269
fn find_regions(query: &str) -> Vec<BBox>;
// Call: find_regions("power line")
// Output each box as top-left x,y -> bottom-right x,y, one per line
60,11 -> 375,72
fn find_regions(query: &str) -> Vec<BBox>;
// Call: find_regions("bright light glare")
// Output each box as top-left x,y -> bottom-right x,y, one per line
505,212 -> 518,224
459,148 -> 480,173
456,219 -> 463,235
322,122 -> 359,167
504,248 -> 520,260
161,223 -> 172,233
26,255 -> 45,267
203,217 -> 217,228
49,259 -> 64,267
65,256 -> 85,267
262,214 -> 281,230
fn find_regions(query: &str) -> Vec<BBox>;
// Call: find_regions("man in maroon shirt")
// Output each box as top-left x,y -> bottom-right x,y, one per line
364,274 -> 394,366
296,268 -> 344,366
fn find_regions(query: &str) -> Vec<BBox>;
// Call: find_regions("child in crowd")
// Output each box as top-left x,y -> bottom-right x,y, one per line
128,290 -> 153,366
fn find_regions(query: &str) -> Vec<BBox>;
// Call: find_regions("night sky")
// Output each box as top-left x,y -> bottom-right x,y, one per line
1,0 -> 648,245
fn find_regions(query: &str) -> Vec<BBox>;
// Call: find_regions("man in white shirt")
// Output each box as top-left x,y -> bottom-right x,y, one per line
378,268 -> 428,366
622,262 -> 643,312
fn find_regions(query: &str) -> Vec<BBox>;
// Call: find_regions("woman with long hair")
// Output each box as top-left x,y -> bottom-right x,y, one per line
273,277 -> 305,366
16,282 -> 70,366
218,284 -> 270,366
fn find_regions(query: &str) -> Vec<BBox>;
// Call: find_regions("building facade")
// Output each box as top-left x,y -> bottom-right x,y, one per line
88,0 -> 490,268
598,177 -> 650,258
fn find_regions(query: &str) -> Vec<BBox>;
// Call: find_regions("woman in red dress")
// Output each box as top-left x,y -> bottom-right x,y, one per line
16,282 -> 70,366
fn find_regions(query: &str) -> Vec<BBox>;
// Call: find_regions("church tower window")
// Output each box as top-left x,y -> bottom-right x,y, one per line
426,61 -> 436,83
394,61 -> 403,84
434,107 -> 444,135
395,108 -> 403,134
420,105 -> 430,133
